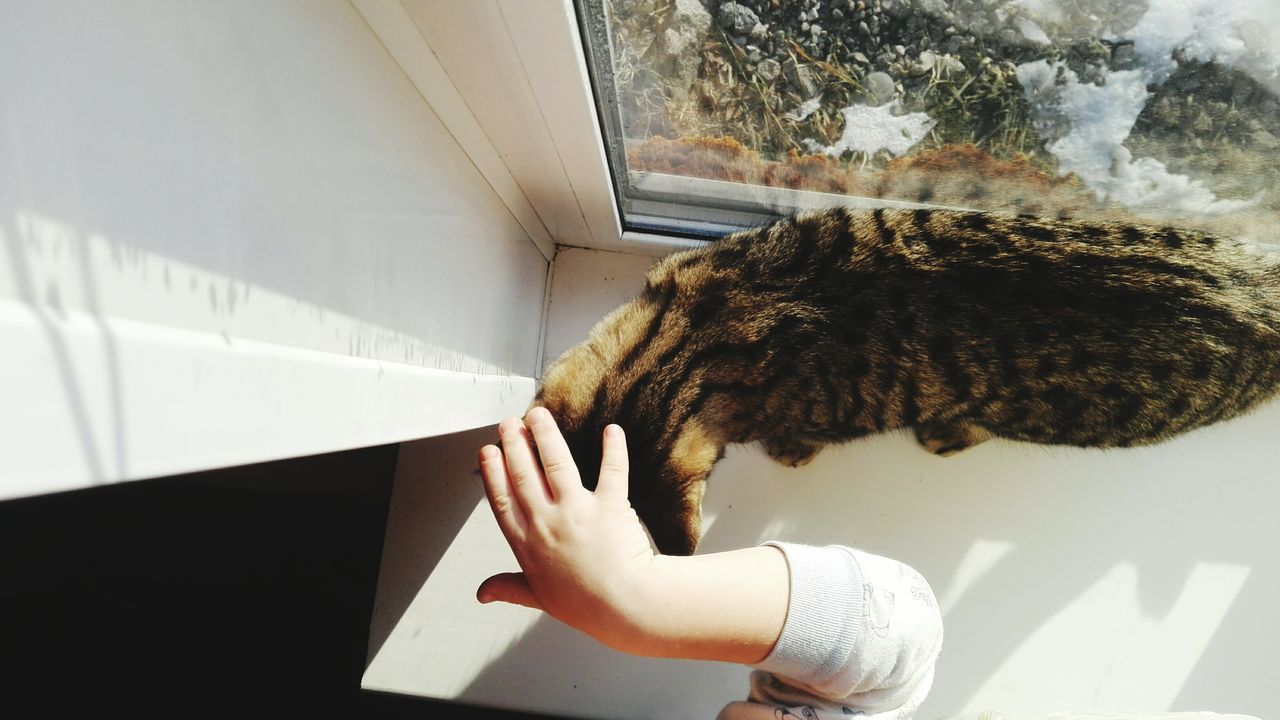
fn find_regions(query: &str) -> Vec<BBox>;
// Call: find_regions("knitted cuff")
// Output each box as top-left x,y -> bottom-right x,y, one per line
755,542 -> 865,688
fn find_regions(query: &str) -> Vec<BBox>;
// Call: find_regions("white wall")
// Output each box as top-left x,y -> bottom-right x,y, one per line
366,246 -> 1279,719
0,0 -> 547,495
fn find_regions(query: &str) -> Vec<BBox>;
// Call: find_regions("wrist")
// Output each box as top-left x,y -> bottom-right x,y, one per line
619,553 -> 691,656
610,547 -> 790,663
576,553 -> 677,657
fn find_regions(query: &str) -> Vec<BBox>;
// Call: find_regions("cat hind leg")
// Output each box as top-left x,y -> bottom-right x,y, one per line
763,436 -> 823,467
914,422 -> 992,456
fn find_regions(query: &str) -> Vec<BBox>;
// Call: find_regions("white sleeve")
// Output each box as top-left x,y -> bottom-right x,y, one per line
718,542 -> 943,720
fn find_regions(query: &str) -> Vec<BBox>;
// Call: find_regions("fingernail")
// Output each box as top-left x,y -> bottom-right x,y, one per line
605,424 -> 622,438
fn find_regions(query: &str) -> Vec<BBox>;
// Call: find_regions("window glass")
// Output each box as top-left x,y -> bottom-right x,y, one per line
579,0 -> 1280,241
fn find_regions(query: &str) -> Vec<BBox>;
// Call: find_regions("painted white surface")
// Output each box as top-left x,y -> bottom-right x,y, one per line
496,0 -> 622,248
352,0 -> 556,260
366,246 -> 1279,719
0,299 -> 535,500
382,0 -> 621,251
398,0 -> 589,249
0,0 -> 546,493
540,247 -> 658,369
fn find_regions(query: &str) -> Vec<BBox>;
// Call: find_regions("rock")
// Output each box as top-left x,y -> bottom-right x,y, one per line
866,70 -> 896,104
1232,78 -> 1256,106
1149,96 -> 1178,127
909,50 -> 937,76
937,53 -> 965,75
718,1 -> 760,36
852,51 -> 870,64
1175,72 -> 1202,93
1110,40 -> 1136,69
661,0 -> 712,87
757,58 -> 782,82
1080,62 -> 1105,86
783,57 -> 820,96
1253,130 -> 1280,149
1192,109 -> 1213,134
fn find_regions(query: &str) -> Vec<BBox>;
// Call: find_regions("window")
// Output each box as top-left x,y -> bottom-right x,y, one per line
578,0 -> 1280,241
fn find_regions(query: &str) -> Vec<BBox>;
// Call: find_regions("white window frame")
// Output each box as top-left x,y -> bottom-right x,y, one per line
355,0 -> 628,251
359,0 -> 968,254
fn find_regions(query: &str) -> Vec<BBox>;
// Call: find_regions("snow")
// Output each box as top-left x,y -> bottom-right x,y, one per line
1130,0 -> 1251,84
1013,1 -> 1276,217
785,95 -> 824,122
1014,17 -> 1050,46
804,103 -> 935,159
1012,0 -> 1064,25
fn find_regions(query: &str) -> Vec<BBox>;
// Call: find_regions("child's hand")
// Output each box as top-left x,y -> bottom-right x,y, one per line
477,407 -> 789,662
476,407 -> 659,653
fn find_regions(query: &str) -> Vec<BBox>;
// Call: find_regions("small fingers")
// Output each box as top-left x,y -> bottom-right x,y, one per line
479,445 -> 528,543
595,424 -> 630,501
498,417 -> 553,511
525,407 -> 582,500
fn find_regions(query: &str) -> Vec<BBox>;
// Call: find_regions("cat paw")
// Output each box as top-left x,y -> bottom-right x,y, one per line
764,439 -> 822,467
914,423 -> 992,457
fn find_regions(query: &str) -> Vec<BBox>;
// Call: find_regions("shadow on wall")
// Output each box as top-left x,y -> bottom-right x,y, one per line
441,401 -> 1280,719
2,219 -> 126,483
366,425 -> 498,665
699,406 -> 1277,718
460,615 -> 748,719
0,0 -> 547,373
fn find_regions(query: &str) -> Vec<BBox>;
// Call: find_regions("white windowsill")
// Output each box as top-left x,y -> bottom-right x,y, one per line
1,300 -> 534,501
626,170 -> 976,239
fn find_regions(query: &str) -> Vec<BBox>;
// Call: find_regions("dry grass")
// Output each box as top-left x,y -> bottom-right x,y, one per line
608,0 -> 1060,170
628,137 -> 1097,213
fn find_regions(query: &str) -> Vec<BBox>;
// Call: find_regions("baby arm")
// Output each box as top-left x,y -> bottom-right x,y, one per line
477,408 -> 942,719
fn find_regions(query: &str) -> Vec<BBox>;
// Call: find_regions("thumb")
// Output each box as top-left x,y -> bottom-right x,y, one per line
477,572 -> 542,609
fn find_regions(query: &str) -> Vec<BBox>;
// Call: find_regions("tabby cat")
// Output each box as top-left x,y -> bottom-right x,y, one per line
534,208 -> 1280,555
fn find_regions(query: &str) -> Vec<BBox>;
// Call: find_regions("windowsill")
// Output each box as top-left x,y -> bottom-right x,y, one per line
625,170 -> 969,239
2,299 -> 535,501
